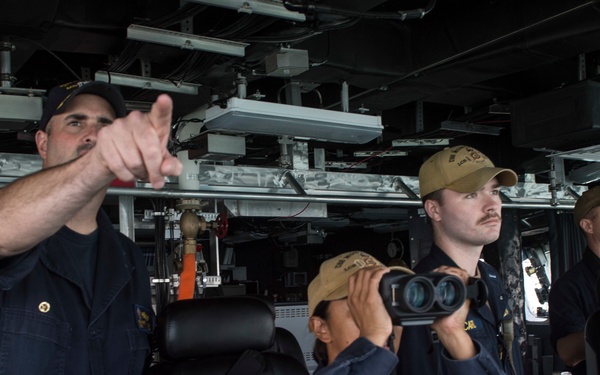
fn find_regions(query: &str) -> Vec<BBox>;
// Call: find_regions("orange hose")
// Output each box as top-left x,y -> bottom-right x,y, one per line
177,253 -> 196,300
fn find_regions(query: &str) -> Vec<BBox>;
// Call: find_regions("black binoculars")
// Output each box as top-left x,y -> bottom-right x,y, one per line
378,270 -> 488,326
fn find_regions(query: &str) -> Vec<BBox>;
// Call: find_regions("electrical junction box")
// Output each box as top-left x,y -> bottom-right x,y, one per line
511,80 -> 600,150
265,48 -> 309,77
188,133 -> 246,161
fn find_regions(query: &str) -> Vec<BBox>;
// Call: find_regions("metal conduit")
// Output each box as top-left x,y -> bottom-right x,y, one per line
1,37 -> 13,88
107,187 -> 574,210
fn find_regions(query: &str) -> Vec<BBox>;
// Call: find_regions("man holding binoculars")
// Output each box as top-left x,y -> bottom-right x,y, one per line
397,145 -> 524,375
307,145 -> 524,375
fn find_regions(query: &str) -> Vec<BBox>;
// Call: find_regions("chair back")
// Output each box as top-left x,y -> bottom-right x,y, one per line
149,296 -> 309,375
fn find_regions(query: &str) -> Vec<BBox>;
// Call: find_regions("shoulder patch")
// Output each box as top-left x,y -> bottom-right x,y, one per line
134,304 -> 154,334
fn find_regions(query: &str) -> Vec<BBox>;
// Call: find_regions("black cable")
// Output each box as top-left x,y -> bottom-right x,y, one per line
240,17 -> 360,44
13,38 -> 81,81
107,3 -> 209,74
52,20 -> 124,32
152,198 -> 170,316
106,41 -> 144,73
145,3 -> 208,28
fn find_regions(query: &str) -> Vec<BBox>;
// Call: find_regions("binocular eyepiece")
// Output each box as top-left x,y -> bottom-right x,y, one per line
378,270 -> 488,326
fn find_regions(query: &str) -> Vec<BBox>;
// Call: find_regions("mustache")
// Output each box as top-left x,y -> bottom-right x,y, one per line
477,213 -> 501,224
77,143 -> 95,155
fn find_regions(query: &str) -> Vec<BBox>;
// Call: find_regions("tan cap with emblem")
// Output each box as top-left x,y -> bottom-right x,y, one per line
308,251 -> 381,317
418,145 -> 518,198
573,186 -> 600,225
307,251 -> 413,317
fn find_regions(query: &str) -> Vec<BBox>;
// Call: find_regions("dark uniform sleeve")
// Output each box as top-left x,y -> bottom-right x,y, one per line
548,274 -> 588,352
314,337 -> 398,375
440,339 -> 507,375
0,247 -> 40,290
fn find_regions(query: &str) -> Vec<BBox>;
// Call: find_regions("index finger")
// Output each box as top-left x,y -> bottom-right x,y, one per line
148,94 -> 173,133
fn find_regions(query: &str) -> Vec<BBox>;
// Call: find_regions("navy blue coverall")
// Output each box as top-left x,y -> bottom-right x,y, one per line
396,245 -> 524,375
0,210 -> 154,375
549,247 -> 600,375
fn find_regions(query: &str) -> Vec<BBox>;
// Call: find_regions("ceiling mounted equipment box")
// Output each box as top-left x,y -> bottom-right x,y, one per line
511,80 -> 600,150
204,98 -> 383,144
188,133 -> 246,161
265,48 -> 309,77
0,90 -> 43,123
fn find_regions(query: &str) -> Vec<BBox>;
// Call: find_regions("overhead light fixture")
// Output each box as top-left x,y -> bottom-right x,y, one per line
186,0 -> 306,22
354,150 -> 408,158
127,25 -> 249,57
204,97 -> 383,144
568,162 -> 600,184
440,121 -> 502,136
95,71 -> 200,95
0,87 -> 44,123
550,144 -> 600,162
391,139 -> 450,147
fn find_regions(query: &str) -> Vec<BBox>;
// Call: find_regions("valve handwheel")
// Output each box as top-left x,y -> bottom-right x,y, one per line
214,213 -> 229,239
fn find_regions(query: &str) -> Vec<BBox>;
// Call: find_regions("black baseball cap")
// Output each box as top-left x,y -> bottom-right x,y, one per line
39,81 -> 127,131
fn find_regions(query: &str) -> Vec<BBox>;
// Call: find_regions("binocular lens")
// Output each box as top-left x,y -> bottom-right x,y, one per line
406,280 -> 428,309
434,276 -> 465,311
401,277 -> 435,312
437,280 -> 458,306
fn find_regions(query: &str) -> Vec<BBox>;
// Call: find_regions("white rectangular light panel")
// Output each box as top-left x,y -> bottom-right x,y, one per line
204,98 -> 383,144
186,0 -> 306,22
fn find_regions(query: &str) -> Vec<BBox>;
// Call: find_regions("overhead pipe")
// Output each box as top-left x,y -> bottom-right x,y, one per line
177,199 -> 202,300
153,198 -> 169,315
549,158 -> 561,207
106,186 -> 575,210
0,178 -> 577,210
393,177 -> 420,200
283,0 -> 436,20
236,73 -> 247,99
341,81 -> 349,112
1,36 -> 14,88
281,170 -> 307,195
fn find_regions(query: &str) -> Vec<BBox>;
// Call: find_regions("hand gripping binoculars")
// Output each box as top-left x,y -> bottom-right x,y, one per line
378,270 -> 488,326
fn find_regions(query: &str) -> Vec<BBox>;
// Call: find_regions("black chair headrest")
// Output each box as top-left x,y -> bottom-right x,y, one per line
157,296 -> 276,361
